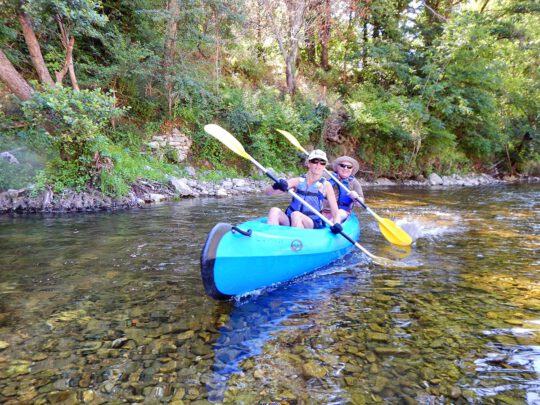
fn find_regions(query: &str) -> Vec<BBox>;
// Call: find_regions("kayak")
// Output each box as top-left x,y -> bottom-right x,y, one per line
200,213 -> 361,300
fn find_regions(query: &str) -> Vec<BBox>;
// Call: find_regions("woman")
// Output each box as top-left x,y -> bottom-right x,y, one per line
322,155 -> 364,223
265,149 -> 341,231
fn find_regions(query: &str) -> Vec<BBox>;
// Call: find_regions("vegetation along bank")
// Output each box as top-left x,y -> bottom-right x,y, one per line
0,0 -> 538,215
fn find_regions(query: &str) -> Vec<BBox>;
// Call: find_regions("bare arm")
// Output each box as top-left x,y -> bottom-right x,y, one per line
324,182 -> 340,223
349,179 -> 364,205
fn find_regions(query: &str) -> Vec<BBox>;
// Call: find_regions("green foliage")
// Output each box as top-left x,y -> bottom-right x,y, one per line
2,0 -> 538,196
104,122 -> 145,151
22,85 -> 125,160
171,72 -> 219,125
345,83 -> 425,176
198,166 -> 241,182
246,89 -> 329,172
91,135 -> 182,196
35,157 -> 92,193
29,134 -> 183,196
23,0 -> 108,36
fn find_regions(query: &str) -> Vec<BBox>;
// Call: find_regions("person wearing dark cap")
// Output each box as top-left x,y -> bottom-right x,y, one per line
265,149 -> 341,231
322,155 -> 364,223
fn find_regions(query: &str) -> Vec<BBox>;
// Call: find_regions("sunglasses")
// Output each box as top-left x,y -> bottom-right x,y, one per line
309,159 -> 327,166
339,163 -> 353,169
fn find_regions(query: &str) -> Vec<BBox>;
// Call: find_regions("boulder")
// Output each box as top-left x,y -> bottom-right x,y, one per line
0,152 -> 19,164
169,177 -> 195,197
375,178 -> 395,186
428,173 -> 443,185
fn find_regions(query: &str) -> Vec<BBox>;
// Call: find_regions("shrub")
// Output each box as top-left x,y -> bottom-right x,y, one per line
22,85 -> 125,161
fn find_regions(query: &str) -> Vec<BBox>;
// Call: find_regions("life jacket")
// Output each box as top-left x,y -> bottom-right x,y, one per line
329,174 -> 355,211
286,176 -> 326,224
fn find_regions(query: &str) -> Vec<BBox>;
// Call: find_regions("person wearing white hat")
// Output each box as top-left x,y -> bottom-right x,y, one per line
265,149 -> 341,231
322,155 -> 364,223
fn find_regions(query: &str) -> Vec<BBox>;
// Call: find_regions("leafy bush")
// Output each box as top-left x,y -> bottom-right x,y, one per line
34,158 -> 92,193
345,83 -> 422,176
94,138 -> 184,196
22,85 -> 125,161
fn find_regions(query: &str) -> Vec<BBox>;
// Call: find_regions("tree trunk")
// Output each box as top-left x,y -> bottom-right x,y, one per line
55,16 -> 79,90
0,49 -> 34,100
362,20 -> 368,69
55,36 -> 75,86
263,0 -> 310,96
18,12 -> 54,86
285,55 -> 296,95
304,0 -> 320,66
320,0 -> 330,70
164,0 -> 180,116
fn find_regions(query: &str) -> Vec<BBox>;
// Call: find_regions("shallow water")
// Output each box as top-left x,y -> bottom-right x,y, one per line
0,184 -> 538,404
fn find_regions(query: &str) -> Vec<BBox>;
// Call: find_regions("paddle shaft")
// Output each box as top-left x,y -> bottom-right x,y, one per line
323,170 -> 387,222
275,129 -> 412,246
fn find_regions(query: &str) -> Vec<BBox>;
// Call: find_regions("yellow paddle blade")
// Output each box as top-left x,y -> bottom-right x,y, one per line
276,129 -> 308,154
204,124 -> 252,161
378,217 -> 413,246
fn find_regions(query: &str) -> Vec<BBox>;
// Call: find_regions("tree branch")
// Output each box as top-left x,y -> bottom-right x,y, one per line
54,16 -> 79,90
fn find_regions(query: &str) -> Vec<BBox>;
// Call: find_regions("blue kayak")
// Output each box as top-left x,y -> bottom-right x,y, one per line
200,213 -> 361,299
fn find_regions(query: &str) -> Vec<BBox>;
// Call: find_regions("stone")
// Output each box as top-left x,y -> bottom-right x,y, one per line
216,188 -> 228,197
302,361 -> 328,379
428,173 -> 443,185
0,152 -> 19,164
375,178 -> 395,185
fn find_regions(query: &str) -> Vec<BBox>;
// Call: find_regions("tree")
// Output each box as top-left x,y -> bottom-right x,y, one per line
164,0 -> 181,116
261,0 -> 311,95
0,0 -> 107,99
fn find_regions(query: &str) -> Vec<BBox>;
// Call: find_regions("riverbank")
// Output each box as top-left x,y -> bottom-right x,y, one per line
0,171 -> 538,214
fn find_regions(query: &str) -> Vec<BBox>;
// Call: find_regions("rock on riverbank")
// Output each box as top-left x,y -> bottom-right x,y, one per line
0,172 -> 538,214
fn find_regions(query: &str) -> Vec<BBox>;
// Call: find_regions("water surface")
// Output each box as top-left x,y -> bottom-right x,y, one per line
0,184 -> 538,403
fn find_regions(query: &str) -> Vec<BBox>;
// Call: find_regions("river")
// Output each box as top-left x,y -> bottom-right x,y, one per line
0,184 -> 538,404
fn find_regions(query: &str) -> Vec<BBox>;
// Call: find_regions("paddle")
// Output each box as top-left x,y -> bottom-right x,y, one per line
276,129 -> 413,246
204,123 -> 407,268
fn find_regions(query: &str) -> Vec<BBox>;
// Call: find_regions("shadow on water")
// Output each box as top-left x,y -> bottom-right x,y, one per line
207,265 -> 370,402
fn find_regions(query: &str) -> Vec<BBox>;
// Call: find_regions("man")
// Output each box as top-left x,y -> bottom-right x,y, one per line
322,155 -> 364,223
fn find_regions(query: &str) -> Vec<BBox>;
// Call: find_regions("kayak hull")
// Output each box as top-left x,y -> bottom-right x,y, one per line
200,214 -> 361,299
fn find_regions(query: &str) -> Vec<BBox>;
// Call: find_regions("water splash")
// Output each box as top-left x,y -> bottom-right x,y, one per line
396,211 -> 464,241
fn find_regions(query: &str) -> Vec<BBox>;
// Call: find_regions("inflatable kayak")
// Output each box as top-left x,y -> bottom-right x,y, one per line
200,213 -> 361,299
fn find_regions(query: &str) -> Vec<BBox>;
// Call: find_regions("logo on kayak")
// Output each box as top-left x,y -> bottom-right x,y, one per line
290,239 -> 303,252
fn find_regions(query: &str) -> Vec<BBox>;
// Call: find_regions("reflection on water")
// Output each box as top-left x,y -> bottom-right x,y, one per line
0,184 -> 539,403
208,267 -> 366,402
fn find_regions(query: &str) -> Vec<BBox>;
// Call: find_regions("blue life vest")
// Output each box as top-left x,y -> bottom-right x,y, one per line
329,174 -> 355,211
286,176 -> 326,228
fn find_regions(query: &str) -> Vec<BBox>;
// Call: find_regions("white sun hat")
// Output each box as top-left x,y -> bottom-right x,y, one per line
306,149 -> 328,163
